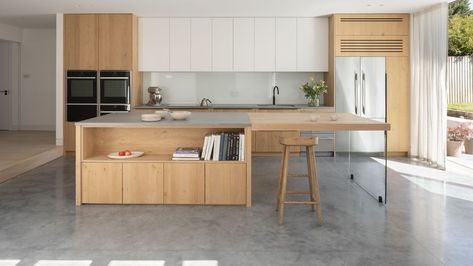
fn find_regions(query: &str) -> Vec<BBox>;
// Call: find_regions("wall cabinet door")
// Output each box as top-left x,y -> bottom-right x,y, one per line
139,18 -> 170,71
123,163 -> 164,204
98,14 -> 133,70
233,18 -> 254,71
212,18 -> 233,71
254,18 -> 276,71
191,18 -> 212,71
82,163 -> 122,204
297,18 -> 328,72
205,163 -> 246,205
64,14 -> 98,70
163,163 -> 204,204
170,18 -> 191,71
276,18 -> 297,72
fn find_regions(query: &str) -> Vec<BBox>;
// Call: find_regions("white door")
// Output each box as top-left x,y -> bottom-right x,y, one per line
233,18 -> 254,71
138,18 -> 170,71
360,57 -> 386,119
212,18 -> 233,71
297,18 -> 329,72
170,18 -> 191,71
254,17 -> 275,71
0,42 -> 10,130
191,18 -> 212,71
275,18 -> 297,72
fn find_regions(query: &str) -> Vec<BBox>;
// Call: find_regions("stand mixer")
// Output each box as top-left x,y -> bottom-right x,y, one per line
146,87 -> 163,106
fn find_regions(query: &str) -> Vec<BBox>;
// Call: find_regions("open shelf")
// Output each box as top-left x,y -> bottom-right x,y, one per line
83,153 -> 247,164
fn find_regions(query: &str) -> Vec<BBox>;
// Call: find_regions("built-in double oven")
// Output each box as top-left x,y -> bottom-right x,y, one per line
66,70 -> 131,122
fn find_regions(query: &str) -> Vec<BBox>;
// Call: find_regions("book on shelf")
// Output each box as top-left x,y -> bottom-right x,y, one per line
172,147 -> 201,160
201,132 -> 245,161
172,157 -> 201,161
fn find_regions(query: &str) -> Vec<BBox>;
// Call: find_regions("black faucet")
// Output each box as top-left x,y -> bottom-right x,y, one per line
272,86 -> 279,105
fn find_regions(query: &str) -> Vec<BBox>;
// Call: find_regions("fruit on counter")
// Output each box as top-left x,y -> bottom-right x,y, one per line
118,150 -> 132,156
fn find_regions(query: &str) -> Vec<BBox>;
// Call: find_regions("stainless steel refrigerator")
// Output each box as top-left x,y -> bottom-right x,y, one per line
335,57 -> 386,152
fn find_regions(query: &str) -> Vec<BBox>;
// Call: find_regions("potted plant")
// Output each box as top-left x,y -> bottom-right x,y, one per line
464,122 -> 473,154
300,79 -> 328,107
447,123 -> 468,157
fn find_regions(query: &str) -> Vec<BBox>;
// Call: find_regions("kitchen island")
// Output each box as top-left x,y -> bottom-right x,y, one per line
75,112 -> 390,206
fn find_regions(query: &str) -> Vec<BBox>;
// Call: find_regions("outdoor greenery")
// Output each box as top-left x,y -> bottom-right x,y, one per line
448,102 -> 473,112
449,0 -> 473,56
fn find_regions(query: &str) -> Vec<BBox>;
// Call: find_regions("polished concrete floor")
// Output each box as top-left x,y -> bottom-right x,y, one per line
0,155 -> 472,266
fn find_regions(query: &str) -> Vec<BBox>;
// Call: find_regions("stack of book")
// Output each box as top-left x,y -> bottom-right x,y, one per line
201,132 -> 245,161
172,147 -> 201,161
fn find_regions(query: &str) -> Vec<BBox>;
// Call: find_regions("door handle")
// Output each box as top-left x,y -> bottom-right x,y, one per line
0,90 -> 8,95
362,73 -> 366,115
354,73 -> 358,114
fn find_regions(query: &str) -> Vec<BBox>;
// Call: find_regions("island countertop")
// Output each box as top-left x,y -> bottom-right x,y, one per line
75,112 -> 251,128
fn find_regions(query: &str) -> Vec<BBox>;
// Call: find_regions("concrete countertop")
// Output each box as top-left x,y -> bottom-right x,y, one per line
134,104 -> 333,110
75,112 -> 251,128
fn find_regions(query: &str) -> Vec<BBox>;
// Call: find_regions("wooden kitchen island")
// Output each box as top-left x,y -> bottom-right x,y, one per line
75,112 -> 390,206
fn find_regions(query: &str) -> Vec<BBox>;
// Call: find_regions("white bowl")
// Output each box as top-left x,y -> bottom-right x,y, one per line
154,110 -> 168,118
170,111 -> 191,120
141,113 -> 162,122
309,114 -> 320,122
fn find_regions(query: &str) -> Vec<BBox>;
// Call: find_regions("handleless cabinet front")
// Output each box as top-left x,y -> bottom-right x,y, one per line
82,163 -> 123,204
98,14 -> 134,70
64,14 -> 98,70
123,163 -> 164,204
164,163 -> 204,204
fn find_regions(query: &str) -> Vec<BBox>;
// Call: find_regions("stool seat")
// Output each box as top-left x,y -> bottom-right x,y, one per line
276,136 -> 323,225
279,136 -> 318,146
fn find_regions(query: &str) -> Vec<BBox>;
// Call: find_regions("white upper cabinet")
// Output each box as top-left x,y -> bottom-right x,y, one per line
212,18 -> 233,71
233,18 -> 255,71
191,18 -> 212,71
170,18 -> 191,71
297,18 -> 328,72
275,18 -> 297,72
139,18 -> 170,71
254,18 -> 275,72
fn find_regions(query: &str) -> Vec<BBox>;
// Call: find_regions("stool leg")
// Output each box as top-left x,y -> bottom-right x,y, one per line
305,146 -> 316,211
276,146 -> 286,211
278,146 -> 290,225
309,146 -> 323,225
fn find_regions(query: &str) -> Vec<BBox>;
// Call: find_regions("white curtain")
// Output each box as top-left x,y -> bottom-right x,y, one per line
410,3 -> 448,169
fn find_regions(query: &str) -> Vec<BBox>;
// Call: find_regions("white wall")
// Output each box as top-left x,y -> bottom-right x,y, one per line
0,23 -> 22,42
19,28 -> 56,130
55,13 -> 63,145
142,72 -> 325,105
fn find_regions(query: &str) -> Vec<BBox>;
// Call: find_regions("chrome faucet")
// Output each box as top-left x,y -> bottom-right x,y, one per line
272,86 -> 279,105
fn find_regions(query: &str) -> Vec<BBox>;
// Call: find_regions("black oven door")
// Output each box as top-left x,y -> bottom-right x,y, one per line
66,71 -> 97,103
67,104 -> 98,122
100,71 -> 130,104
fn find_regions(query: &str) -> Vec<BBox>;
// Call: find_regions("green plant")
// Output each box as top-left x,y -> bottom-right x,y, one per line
300,79 -> 328,100
449,16 -> 473,56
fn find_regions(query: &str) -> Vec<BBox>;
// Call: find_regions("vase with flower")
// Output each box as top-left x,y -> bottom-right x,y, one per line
447,123 -> 469,157
300,79 -> 328,107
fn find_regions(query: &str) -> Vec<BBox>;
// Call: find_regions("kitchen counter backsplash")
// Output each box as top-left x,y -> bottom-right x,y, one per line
142,72 -> 325,106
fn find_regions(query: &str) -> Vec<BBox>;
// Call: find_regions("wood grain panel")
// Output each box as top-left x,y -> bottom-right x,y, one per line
98,14 -> 133,70
123,163 -> 163,204
82,162 -> 122,204
163,163 -> 204,204
64,122 -> 76,152
386,56 -> 410,154
335,35 -> 409,57
64,14 -> 98,70
205,163 -> 246,205
333,14 -> 409,36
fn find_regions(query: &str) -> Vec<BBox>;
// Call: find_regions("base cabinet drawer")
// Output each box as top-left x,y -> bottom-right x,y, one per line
82,163 -> 123,204
123,163 -> 164,204
205,163 -> 246,205
163,163 -> 204,204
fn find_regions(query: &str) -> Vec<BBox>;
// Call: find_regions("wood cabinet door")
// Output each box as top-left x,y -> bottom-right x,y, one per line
205,163 -> 246,205
82,163 -> 122,204
64,14 -> 98,70
98,14 -> 133,70
163,163 -> 204,204
386,56 -> 409,154
123,163 -> 163,204
255,131 -> 300,152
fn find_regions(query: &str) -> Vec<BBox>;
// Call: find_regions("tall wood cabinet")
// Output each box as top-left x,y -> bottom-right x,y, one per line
64,13 -> 139,152
327,14 -> 410,155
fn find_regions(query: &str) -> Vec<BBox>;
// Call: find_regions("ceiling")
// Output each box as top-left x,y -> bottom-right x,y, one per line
0,0 -> 448,29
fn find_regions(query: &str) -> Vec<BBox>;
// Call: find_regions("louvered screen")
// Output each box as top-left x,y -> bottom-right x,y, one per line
339,39 -> 404,53
340,17 -> 404,23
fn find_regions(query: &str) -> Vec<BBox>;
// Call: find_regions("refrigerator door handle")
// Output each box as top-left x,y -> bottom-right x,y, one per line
354,73 -> 358,114
362,72 -> 366,115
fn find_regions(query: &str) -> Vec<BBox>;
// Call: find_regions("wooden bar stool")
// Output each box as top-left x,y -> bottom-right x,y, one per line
276,136 -> 323,225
